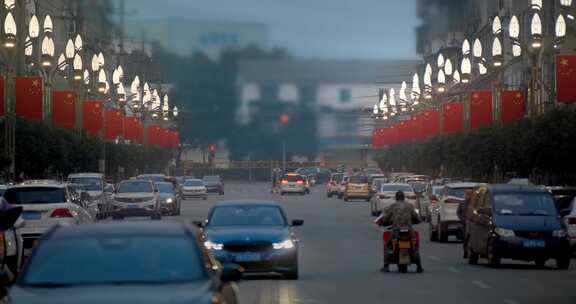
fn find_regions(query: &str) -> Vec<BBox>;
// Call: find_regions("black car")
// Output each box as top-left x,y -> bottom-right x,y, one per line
5,222 -> 242,304
203,176 -> 224,195
198,200 -> 303,279
466,184 -> 571,269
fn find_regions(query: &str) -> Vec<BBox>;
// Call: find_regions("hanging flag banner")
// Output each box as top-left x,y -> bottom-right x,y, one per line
52,91 -> 76,129
422,109 -> 440,140
105,109 -> 124,141
470,91 -> 493,130
82,100 -> 104,136
15,77 -> 43,121
556,55 -> 576,104
442,102 -> 464,134
124,116 -> 141,142
146,124 -> 162,146
501,91 -> 525,124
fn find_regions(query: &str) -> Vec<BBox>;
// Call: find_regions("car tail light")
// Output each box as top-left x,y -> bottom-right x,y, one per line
296,180 -> 304,185
568,218 -> 576,225
281,180 -> 288,184
51,208 -> 73,218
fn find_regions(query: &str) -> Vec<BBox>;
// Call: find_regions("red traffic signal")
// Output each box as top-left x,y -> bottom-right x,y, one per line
208,144 -> 216,153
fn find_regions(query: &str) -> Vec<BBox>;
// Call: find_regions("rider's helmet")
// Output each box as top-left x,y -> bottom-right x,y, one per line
395,190 -> 405,201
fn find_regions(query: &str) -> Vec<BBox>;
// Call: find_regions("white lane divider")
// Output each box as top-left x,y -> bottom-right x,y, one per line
472,280 -> 491,289
428,255 -> 441,261
448,266 -> 462,274
503,300 -> 520,304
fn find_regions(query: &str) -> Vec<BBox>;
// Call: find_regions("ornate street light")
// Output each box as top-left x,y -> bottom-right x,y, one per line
74,34 -> 82,51
437,69 -> 446,93
473,38 -> 483,58
492,37 -> 503,67
29,14 -> 39,39
556,14 -> 567,38
462,39 -> 471,56
40,36 -> 54,67
173,106 -> 178,117
4,11 -> 16,48
65,39 -> 75,60
411,73 -> 420,104
460,57 -> 472,83
98,69 -> 107,93
531,12 -> 543,49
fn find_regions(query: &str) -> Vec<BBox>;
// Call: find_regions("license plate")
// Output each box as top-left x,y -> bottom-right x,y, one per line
22,212 -> 41,220
234,252 -> 261,262
523,240 -> 545,248
127,204 -> 139,209
399,241 -> 411,249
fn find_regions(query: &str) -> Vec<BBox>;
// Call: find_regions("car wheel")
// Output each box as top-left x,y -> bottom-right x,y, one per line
327,192 -> 332,198
438,223 -> 448,243
487,239 -> 501,268
337,193 -> 343,199
429,223 -> 438,242
468,247 -> 479,265
535,259 -> 547,268
343,196 -> 349,202
556,257 -> 570,270
398,264 -> 408,273
151,213 -> 162,220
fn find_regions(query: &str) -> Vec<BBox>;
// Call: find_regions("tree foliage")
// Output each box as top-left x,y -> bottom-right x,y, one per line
375,108 -> 576,184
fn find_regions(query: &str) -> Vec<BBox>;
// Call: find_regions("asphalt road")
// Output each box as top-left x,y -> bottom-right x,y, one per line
168,182 -> 576,304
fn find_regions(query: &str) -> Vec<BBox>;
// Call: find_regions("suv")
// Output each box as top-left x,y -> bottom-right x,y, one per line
343,175 -> 370,202
203,175 -> 224,195
280,174 -> 308,196
429,183 -> 480,242
111,179 -> 161,220
370,183 -> 415,216
67,173 -> 108,219
4,181 -> 94,256
466,184 -> 571,269
326,173 -> 344,198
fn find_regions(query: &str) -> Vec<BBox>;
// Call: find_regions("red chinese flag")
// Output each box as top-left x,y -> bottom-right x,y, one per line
442,102 -> 464,134
146,124 -> 162,146
411,114 -> 425,141
556,55 -> 576,104
161,128 -> 171,148
470,91 -> 493,130
82,100 -> 103,136
422,109 -> 440,140
0,76 -> 5,117
105,109 -> 124,141
15,77 -> 43,121
397,120 -> 411,143
501,91 -> 525,124
388,124 -> 399,145
124,116 -> 140,142
52,91 -> 75,129
372,128 -> 385,148
173,131 -> 180,148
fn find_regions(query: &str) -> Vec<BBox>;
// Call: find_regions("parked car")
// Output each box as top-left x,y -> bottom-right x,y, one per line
203,175 -> 224,195
0,200 -> 23,278
5,222 -> 242,304
560,197 -> 576,254
369,177 -> 387,199
429,183 -> 481,242
67,173 -> 108,219
110,179 -> 161,220
422,185 -> 443,222
181,179 -> 208,200
466,184 -> 571,269
198,200 -> 303,279
4,181 -> 94,257
370,183 -> 415,216
343,175 -> 371,202
326,173 -> 344,198
155,182 -> 181,216
280,174 -> 308,196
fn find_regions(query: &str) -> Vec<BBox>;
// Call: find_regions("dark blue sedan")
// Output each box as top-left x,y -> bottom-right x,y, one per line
199,200 -> 303,279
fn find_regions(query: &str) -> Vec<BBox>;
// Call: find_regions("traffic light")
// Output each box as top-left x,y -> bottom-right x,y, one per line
208,144 -> 216,154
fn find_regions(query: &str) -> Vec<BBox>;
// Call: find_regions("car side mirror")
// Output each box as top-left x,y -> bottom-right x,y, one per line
220,263 -> 243,282
291,219 -> 304,227
560,208 -> 571,218
0,271 -> 14,287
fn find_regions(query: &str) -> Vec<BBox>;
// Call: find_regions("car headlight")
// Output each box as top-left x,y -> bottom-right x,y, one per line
165,198 -> 173,204
553,229 -> 568,238
273,239 -> 294,250
204,241 -> 223,250
494,227 -> 515,237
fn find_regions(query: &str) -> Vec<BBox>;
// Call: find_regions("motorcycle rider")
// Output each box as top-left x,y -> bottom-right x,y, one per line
378,190 -> 423,273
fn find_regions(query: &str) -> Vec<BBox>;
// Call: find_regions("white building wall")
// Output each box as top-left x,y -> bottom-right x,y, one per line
278,84 -> 299,103
239,83 -> 260,124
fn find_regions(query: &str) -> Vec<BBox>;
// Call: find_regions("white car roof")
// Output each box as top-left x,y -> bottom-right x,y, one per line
10,183 -> 66,189
68,173 -> 103,178
445,182 -> 483,188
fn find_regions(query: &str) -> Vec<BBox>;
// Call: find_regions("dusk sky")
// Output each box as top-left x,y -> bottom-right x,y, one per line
123,0 -> 419,59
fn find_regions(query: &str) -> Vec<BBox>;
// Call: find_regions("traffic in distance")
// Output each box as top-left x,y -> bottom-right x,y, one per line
0,169 -> 574,303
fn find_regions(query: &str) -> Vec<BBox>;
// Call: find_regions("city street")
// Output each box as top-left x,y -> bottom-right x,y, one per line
165,182 -> 576,304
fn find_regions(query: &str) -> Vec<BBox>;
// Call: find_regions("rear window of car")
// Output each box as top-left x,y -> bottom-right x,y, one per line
448,187 -> 472,198
349,176 -> 368,183
4,187 -> 66,205
284,175 -> 304,182
381,185 -> 413,192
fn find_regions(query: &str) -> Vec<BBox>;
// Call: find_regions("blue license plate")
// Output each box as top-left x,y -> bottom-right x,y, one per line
127,204 -> 139,209
523,240 -> 545,248
22,212 -> 41,220
234,252 -> 261,262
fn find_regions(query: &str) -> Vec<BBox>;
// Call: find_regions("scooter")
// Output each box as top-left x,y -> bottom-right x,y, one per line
381,226 -> 423,273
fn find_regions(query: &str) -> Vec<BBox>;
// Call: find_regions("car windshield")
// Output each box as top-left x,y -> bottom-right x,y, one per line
4,187 -> 66,205
184,180 -> 204,187
410,182 -> 428,193
349,176 -> 368,183
155,183 -> 174,194
117,182 -> 153,193
20,236 -> 206,286
380,185 -> 413,192
203,176 -> 220,182
494,193 -> 558,216
68,177 -> 102,191
209,205 -> 286,227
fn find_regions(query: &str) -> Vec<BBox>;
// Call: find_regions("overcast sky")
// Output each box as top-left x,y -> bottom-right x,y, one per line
123,0 -> 419,59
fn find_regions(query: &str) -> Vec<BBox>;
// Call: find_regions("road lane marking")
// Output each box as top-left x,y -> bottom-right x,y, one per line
472,280 -> 491,289
428,255 -> 441,261
504,300 -> 520,304
448,266 -> 462,273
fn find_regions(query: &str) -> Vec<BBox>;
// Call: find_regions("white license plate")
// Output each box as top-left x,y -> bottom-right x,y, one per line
235,252 -> 261,262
